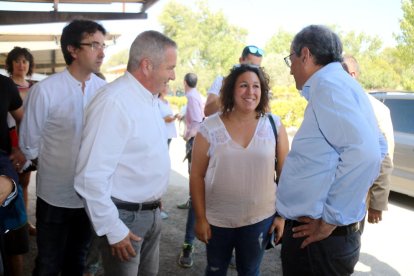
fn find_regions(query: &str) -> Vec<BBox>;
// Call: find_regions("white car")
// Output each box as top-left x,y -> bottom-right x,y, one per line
370,91 -> 414,197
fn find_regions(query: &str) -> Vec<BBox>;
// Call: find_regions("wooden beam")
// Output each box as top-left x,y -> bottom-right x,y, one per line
0,10 -> 148,25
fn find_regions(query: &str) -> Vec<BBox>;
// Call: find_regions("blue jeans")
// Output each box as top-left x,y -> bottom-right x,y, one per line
33,198 -> 92,276
101,207 -> 162,276
184,198 -> 195,244
205,215 -> 273,276
281,220 -> 361,276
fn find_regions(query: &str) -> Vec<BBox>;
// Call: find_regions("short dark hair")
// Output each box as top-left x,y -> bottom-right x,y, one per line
292,25 -> 343,66
6,46 -> 35,76
184,73 -> 197,88
61,19 -> 106,65
220,64 -> 270,117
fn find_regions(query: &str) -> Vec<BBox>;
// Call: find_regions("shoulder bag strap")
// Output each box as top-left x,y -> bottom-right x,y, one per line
268,113 -> 278,184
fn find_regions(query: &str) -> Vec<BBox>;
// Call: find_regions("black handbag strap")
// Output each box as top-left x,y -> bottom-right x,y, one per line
268,113 -> 278,184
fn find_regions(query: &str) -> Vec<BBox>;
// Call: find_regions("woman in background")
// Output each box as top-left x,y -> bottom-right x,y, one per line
158,84 -> 178,219
158,84 -> 178,147
6,46 -> 36,236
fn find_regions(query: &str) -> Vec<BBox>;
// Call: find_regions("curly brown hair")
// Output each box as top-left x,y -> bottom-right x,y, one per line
219,64 -> 270,117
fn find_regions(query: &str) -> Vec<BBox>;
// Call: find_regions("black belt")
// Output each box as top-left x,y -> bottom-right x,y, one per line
114,200 -> 161,211
288,220 -> 359,236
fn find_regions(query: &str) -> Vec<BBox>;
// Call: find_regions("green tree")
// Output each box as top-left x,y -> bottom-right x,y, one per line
158,0 -> 248,94
101,49 -> 128,72
397,0 -> 414,66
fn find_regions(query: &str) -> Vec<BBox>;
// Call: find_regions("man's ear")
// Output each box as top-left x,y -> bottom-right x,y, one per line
67,45 -> 78,60
141,58 -> 153,76
301,47 -> 311,63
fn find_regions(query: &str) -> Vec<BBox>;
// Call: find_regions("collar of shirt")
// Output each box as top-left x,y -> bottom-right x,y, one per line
124,71 -> 159,102
301,62 -> 342,100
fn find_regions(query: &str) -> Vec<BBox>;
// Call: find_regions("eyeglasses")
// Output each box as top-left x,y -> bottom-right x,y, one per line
247,46 -> 265,56
79,42 -> 107,51
284,53 -> 294,67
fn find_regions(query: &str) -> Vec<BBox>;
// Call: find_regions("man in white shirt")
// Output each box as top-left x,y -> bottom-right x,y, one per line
342,55 -> 394,231
75,30 -> 177,275
19,20 -> 107,276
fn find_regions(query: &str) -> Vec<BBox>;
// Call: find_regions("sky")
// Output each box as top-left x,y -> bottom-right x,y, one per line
106,0 -> 404,56
0,0 -> 404,58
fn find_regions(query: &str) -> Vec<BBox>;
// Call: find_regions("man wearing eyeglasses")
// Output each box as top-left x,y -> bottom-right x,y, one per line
203,45 -> 264,117
276,25 -> 386,275
19,19 -> 107,276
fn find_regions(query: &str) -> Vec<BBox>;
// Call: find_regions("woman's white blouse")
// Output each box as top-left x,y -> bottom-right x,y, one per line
198,113 -> 281,228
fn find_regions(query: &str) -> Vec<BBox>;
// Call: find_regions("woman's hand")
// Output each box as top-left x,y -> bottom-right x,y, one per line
195,217 -> 211,244
268,215 -> 285,244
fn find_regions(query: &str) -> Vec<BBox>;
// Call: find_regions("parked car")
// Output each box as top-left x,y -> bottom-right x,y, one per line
370,91 -> 414,197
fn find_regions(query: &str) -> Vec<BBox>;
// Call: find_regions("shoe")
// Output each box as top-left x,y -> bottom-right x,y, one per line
161,210 -> 169,220
177,243 -> 194,268
229,254 -> 236,269
28,223 -> 37,236
176,200 -> 190,209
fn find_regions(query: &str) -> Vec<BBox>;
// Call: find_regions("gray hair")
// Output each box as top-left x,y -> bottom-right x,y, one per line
127,30 -> 177,72
292,25 -> 343,66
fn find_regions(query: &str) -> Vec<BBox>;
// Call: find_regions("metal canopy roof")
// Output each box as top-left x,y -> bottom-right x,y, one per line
0,0 -> 159,75
0,0 -> 159,25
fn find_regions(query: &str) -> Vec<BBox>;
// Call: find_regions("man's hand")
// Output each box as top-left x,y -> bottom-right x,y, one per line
292,217 -> 336,248
111,231 -> 142,262
367,208 -> 382,224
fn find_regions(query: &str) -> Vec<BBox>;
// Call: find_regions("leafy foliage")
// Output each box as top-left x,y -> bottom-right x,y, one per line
103,0 -> 414,126
159,0 -> 248,95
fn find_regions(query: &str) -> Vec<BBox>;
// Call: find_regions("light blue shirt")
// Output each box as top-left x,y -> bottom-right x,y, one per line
276,62 -> 386,226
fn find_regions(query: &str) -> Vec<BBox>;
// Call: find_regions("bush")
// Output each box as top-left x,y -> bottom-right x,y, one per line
166,96 -> 187,113
270,95 -> 307,128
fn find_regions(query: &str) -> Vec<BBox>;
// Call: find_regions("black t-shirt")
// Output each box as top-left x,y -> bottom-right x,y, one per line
0,74 -> 22,153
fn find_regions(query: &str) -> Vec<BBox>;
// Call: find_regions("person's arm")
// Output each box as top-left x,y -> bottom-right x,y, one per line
313,85 -> 381,227
368,153 -> 393,223
74,94 -> 140,261
275,123 -> 290,178
190,132 -> 211,243
184,96 -> 198,141
204,93 -> 220,117
204,76 -> 223,117
8,109 -> 26,170
19,84 -> 48,161
0,175 -> 17,206
163,115 -> 176,123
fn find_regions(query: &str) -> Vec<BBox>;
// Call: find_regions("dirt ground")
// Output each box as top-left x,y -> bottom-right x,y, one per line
22,138 -> 282,275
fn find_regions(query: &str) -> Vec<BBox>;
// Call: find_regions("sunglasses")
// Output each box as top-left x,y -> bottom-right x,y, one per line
232,63 -> 261,71
246,46 -> 265,56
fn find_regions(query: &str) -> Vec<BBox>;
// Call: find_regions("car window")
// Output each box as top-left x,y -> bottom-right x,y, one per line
383,99 -> 414,134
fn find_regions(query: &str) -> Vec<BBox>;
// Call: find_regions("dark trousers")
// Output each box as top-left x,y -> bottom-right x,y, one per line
33,198 -> 92,276
281,220 -> 361,276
